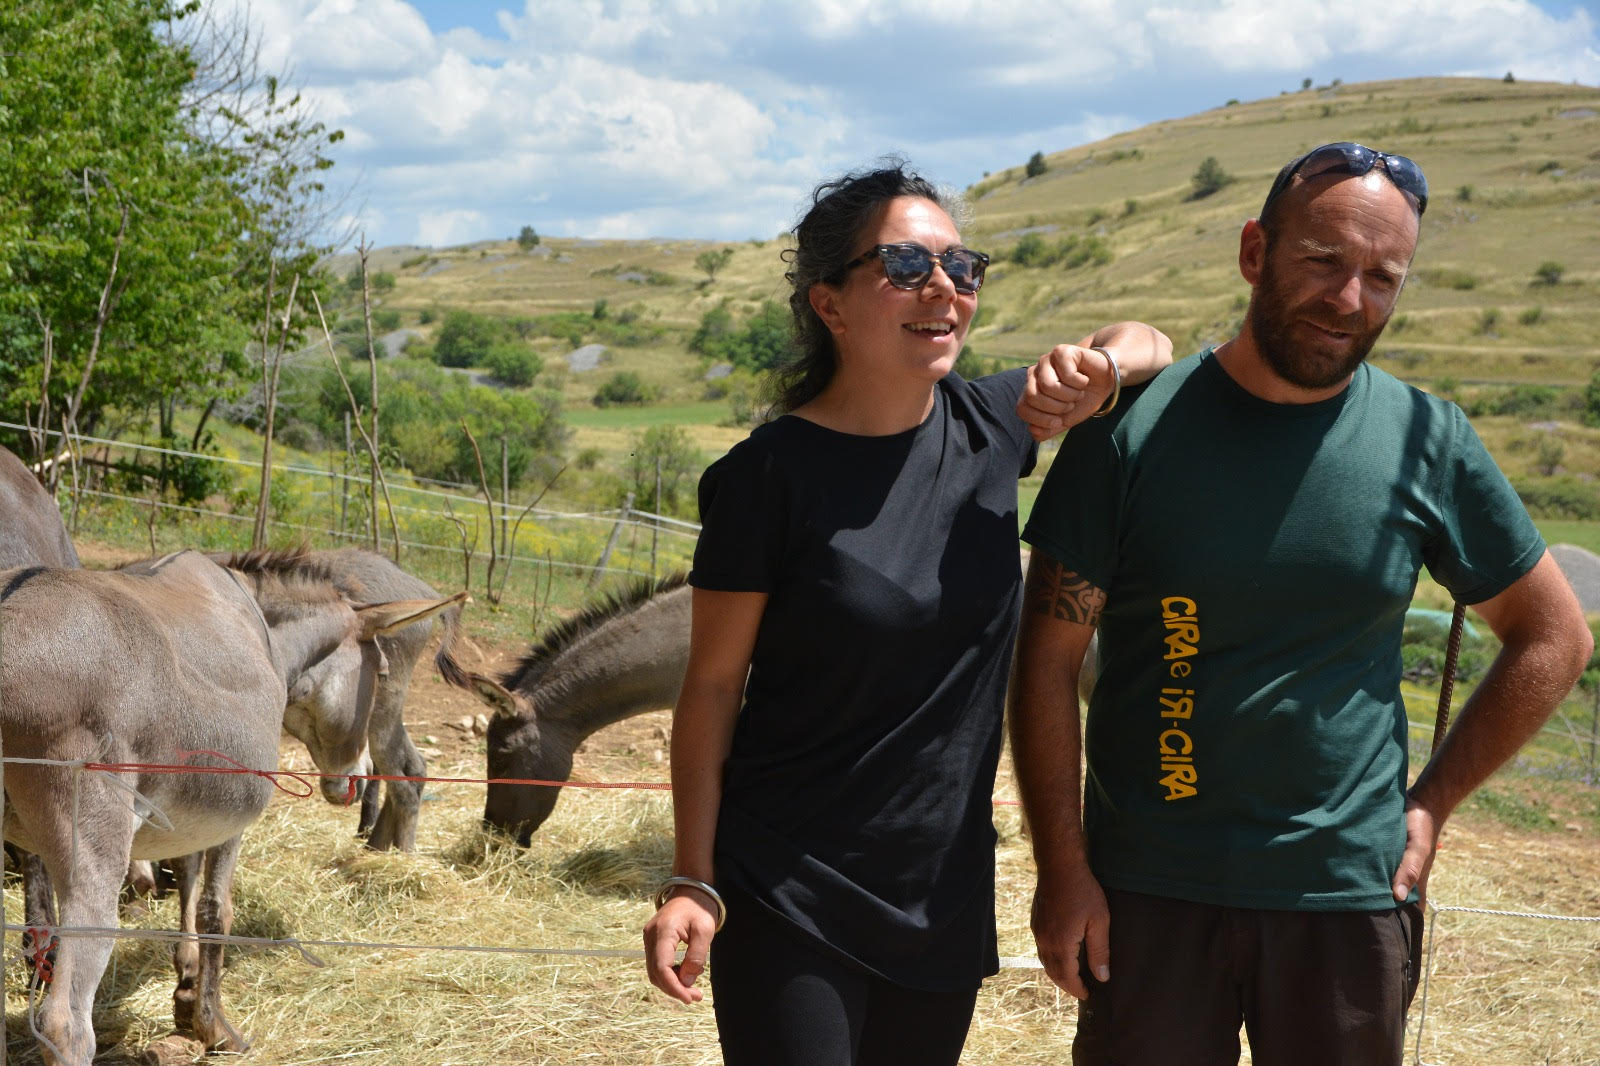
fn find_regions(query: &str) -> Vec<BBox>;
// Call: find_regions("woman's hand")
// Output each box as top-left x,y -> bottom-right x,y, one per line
644,886 -> 720,1003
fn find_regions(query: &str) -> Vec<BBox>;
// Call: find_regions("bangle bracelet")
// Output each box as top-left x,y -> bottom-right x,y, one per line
654,875 -> 728,931
1089,346 -> 1121,418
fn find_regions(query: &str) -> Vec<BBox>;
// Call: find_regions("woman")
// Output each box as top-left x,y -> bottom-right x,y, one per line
643,160 -> 1170,1065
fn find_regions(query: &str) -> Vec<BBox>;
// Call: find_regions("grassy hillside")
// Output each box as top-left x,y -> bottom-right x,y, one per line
315,77 -> 1600,535
336,76 -> 1600,389
964,77 -> 1600,383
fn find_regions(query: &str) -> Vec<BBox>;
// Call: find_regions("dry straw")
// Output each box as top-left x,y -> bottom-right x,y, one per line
4,729 -> 1596,1064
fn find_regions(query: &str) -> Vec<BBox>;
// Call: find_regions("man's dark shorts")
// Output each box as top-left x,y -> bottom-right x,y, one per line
1073,888 -> 1425,1066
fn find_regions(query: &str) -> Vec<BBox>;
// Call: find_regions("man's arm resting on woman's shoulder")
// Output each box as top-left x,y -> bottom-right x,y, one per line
1018,321 -> 1173,440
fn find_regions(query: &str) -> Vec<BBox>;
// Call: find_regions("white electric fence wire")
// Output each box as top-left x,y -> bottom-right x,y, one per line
5,750 -> 1596,1062
0,419 -> 701,533
1410,897 -> 1600,1066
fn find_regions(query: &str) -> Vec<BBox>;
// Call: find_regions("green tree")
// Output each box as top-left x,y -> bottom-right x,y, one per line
1026,151 -> 1048,178
433,309 -> 503,367
1189,156 -> 1235,200
695,247 -> 735,282
0,0 -> 344,471
626,424 -> 704,517
517,225 -> 540,250
1535,261 -> 1565,285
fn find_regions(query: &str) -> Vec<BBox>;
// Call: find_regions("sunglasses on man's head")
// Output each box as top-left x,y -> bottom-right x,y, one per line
1260,142 -> 1429,218
841,243 -> 990,294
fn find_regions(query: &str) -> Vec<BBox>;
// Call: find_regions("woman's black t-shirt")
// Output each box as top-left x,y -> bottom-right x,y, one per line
689,368 -> 1037,990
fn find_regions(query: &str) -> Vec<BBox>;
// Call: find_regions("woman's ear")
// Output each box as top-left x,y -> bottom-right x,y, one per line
809,282 -> 847,337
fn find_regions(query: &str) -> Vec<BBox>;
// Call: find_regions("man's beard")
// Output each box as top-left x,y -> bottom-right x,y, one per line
1249,261 -> 1389,391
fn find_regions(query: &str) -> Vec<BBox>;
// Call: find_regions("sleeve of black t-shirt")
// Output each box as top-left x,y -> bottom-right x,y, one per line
689,436 -> 789,593
965,367 -> 1040,477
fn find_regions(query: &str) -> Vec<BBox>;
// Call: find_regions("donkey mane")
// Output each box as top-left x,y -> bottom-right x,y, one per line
500,572 -> 688,692
222,546 -> 341,586
222,547 -> 352,621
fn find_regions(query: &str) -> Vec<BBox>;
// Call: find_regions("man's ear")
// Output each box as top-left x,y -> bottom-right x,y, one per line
1239,218 -> 1267,287
809,282 -> 846,337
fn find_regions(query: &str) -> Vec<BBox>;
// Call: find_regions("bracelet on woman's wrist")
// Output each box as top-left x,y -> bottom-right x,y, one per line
654,875 -> 728,931
1089,345 -> 1122,418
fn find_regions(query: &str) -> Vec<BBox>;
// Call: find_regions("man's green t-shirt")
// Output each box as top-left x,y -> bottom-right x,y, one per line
1022,350 -> 1545,911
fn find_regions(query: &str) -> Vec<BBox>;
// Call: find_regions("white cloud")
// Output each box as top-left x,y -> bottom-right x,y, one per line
216,0 -> 436,77
202,0 -> 1600,248
1144,0 -> 1598,80
416,208 -> 490,246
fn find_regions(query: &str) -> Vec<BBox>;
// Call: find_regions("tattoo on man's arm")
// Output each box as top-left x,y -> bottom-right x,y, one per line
1027,557 -> 1106,625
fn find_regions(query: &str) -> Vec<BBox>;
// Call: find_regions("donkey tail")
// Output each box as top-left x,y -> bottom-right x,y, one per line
433,599 -> 476,691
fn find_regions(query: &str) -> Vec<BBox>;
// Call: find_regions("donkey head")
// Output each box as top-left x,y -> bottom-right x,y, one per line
467,674 -> 573,845
275,591 -> 468,804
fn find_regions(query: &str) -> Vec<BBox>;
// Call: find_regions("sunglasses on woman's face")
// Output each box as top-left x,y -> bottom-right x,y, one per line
1260,142 -> 1429,218
840,243 -> 990,294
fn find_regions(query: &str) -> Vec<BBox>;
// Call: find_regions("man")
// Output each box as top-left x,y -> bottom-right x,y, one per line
1010,142 -> 1592,1066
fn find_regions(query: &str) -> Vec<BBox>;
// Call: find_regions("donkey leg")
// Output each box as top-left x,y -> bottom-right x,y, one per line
32,824 -> 132,1065
21,845 -> 58,927
363,671 -> 424,852
168,851 -> 202,1034
189,837 -> 249,1053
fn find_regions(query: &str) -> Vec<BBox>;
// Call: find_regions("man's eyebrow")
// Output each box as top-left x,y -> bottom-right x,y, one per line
1295,237 -> 1342,257
1295,236 -> 1409,277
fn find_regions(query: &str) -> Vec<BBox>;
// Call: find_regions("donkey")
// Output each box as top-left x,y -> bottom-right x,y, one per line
0,443 -> 89,931
465,571 -> 1103,845
0,443 -> 79,570
212,548 -> 472,851
467,575 -> 690,845
0,549 -> 462,1064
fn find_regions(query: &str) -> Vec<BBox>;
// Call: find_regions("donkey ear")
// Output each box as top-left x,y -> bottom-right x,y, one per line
467,673 -> 524,719
355,591 -> 470,641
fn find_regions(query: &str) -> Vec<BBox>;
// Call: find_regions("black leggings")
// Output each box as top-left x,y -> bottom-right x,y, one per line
709,893 -> 979,1066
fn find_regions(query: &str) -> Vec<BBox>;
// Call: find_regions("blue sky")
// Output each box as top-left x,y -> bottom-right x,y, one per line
224,0 -> 1599,250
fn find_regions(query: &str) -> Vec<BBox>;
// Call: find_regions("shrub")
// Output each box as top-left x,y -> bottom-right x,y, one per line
1520,306 -> 1544,326
1477,308 -> 1501,335
517,225 -> 540,250
1513,476 -> 1600,520
372,309 -> 402,332
593,371 -> 659,407
1535,261 -> 1565,285
1010,233 -> 1052,268
433,309 -> 503,367
1189,157 -> 1235,200
690,301 -> 792,373
1025,151 -> 1048,178
1007,234 -> 1112,270
483,343 -> 544,387
1456,184 -> 1473,202
1487,383 -> 1558,417
311,358 -> 564,487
